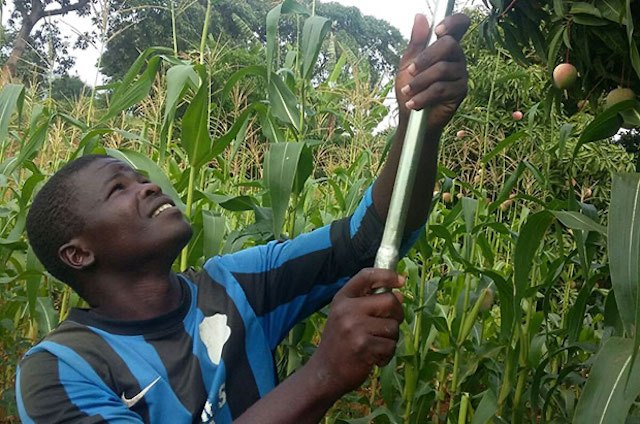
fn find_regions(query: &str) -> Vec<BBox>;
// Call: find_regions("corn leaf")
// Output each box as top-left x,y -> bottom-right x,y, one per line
609,173 -> 640,337
514,211 -> 553,300
266,0 -> 310,79
609,171 -> 640,387
301,16 -> 332,80
202,211 -> 226,259
573,337 -> 640,424
471,389 -> 498,424
160,64 -> 199,154
98,53 -> 166,125
551,210 -> 607,235
268,72 -> 301,131
181,65 -> 212,168
264,142 -> 305,238
0,84 -> 25,148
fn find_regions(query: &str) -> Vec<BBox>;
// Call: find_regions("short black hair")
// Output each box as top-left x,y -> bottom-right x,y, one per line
26,154 -> 109,288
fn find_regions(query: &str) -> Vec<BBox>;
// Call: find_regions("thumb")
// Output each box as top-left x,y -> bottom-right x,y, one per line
339,268 -> 405,298
399,14 -> 430,69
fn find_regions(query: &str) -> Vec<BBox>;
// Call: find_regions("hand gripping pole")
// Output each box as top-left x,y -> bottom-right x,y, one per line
374,0 -> 456,291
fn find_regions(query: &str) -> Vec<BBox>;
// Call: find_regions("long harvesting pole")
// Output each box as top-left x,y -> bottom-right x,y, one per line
374,0 -> 455,278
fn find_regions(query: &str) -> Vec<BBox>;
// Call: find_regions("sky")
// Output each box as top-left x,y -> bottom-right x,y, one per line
2,0 -> 484,85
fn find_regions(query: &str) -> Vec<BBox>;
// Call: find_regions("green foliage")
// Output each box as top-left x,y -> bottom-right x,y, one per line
3,2 -> 640,423
482,0 -> 640,118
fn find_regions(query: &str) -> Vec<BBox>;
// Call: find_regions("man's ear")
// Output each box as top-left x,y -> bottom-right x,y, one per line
58,239 -> 95,270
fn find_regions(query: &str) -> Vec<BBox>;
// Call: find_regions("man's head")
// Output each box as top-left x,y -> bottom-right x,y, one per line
27,155 -> 192,295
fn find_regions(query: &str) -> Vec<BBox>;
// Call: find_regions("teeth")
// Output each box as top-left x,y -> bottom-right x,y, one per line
152,203 -> 172,218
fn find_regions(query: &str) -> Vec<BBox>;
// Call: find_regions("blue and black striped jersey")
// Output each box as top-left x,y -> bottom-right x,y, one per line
16,185 -> 423,423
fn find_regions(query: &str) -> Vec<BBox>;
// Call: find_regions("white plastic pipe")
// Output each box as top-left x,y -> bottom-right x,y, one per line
374,0 -> 456,280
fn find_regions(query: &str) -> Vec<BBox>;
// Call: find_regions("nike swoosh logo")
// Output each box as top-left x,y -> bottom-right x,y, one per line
121,376 -> 161,408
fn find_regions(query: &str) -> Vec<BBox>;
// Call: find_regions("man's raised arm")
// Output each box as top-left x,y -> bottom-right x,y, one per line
373,14 -> 470,231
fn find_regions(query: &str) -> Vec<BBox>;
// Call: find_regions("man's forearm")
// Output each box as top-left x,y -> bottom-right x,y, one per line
234,358 -> 338,424
372,119 -> 442,232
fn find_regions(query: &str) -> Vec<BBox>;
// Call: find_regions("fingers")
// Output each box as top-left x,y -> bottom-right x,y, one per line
435,14 -> 471,42
359,292 -> 404,322
338,268 -> 405,299
406,78 -> 468,111
401,61 -> 466,99
400,13 -> 469,71
368,336 -> 398,367
399,14 -> 430,69
366,316 -> 401,341
408,35 -> 465,77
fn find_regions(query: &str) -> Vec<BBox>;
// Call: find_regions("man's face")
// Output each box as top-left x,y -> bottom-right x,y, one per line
72,157 -> 192,272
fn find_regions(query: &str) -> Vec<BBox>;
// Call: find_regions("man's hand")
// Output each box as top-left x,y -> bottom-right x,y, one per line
309,268 -> 405,398
395,13 -> 470,131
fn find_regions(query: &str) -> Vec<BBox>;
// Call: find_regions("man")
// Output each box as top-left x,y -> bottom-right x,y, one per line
16,13 -> 469,424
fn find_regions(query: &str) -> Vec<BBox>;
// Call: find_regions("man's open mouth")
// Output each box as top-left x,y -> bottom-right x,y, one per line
151,203 -> 173,218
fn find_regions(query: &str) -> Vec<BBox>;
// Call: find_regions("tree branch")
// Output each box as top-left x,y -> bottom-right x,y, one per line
43,0 -> 90,17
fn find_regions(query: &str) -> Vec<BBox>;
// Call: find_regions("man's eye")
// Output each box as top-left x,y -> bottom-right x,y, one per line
109,183 -> 125,197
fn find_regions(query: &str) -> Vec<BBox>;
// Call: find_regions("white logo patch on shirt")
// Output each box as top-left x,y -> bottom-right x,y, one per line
199,314 -> 231,365
201,383 -> 227,423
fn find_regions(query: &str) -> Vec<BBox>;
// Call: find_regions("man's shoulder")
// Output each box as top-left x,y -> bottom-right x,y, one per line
21,319 -> 98,364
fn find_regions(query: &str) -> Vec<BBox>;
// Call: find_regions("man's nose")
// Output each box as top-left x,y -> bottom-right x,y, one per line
138,181 -> 161,198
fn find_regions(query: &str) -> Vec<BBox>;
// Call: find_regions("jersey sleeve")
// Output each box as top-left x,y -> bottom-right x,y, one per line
17,351 -> 144,424
212,183 -> 424,349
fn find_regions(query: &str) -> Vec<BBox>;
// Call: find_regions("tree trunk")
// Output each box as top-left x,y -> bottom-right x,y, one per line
4,17 -> 39,77
2,0 -> 90,78
3,0 -> 44,77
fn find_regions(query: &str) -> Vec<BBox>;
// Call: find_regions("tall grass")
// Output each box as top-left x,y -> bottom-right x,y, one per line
1,2 -> 640,423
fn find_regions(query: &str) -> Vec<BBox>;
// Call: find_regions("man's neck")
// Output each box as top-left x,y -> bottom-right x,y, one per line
84,269 -> 182,321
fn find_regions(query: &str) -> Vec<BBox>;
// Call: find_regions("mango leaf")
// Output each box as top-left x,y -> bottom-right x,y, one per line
573,337 -> 640,424
552,0 -> 564,17
573,100 -> 640,158
105,148 -> 185,212
181,65 -> 212,168
558,123 -> 574,156
482,130 -> 526,163
547,24 -> 565,68
625,0 -> 640,79
0,84 -> 25,147
301,16 -> 332,80
264,142 -> 305,238
202,210 -> 226,259
570,2 -> 603,17
268,73 -> 301,131
551,211 -> 607,235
